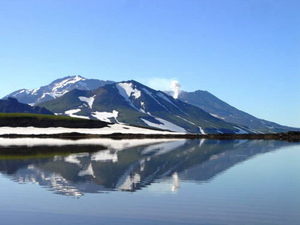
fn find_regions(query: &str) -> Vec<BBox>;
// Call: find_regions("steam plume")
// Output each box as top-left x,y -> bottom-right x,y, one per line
170,80 -> 181,99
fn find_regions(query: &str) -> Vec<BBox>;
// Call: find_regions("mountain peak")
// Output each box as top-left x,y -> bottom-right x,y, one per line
5,76 -> 112,105
52,75 -> 86,88
118,80 -> 143,86
117,80 -> 159,93
51,75 -> 86,86
68,75 -> 86,80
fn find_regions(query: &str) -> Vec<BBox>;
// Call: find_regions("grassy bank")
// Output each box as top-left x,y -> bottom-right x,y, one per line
0,113 -> 108,128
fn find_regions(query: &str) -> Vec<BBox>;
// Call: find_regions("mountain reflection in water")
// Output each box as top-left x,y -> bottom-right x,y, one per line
0,138 -> 294,197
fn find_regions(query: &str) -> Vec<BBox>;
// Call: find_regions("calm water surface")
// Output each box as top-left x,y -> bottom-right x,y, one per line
0,138 -> 299,225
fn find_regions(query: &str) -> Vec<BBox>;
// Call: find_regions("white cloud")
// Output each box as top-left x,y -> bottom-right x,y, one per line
170,80 -> 181,99
146,78 -> 180,92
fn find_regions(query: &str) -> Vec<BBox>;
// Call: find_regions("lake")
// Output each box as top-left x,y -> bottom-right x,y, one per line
0,138 -> 299,225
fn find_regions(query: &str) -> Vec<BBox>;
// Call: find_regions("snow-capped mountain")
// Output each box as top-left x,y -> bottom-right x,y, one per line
5,75 -> 113,105
38,80 -> 249,134
5,75 -> 298,133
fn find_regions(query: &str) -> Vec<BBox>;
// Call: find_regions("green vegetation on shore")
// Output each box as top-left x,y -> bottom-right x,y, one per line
0,113 -> 77,120
0,113 -> 108,128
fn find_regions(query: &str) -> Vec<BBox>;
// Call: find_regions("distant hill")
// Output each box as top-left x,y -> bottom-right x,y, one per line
176,90 -> 298,133
0,98 -> 53,115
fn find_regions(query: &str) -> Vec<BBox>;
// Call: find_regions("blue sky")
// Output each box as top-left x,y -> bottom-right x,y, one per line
0,0 -> 299,127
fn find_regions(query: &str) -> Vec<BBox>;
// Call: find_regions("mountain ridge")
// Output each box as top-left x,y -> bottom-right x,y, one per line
5,75 -> 113,105
38,80 -> 249,134
176,90 -> 298,133
4,75 -> 298,133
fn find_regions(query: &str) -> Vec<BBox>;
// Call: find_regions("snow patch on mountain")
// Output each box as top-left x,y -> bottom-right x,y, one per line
31,88 -> 39,95
39,76 -> 87,101
5,75 -> 114,105
141,117 -> 186,133
116,83 -> 142,110
65,109 -> 89,119
92,110 -> 119,123
198,127 -> 206,134
234,126 -> 248,134
157,92 -> 185,114
116,82 -> 141,100
18,89 -> 31,94
142,88 -> 168,111
210,113 -> 225,120
176,116 -> 196,125
0,124 -> 178,135
55,75 -> 85,90
79,95 -> 95,109
140,101 -> 146,113
157,92 -> 180,109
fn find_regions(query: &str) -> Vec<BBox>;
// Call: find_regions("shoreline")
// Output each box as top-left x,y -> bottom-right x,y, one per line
0,131 -> 299,142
